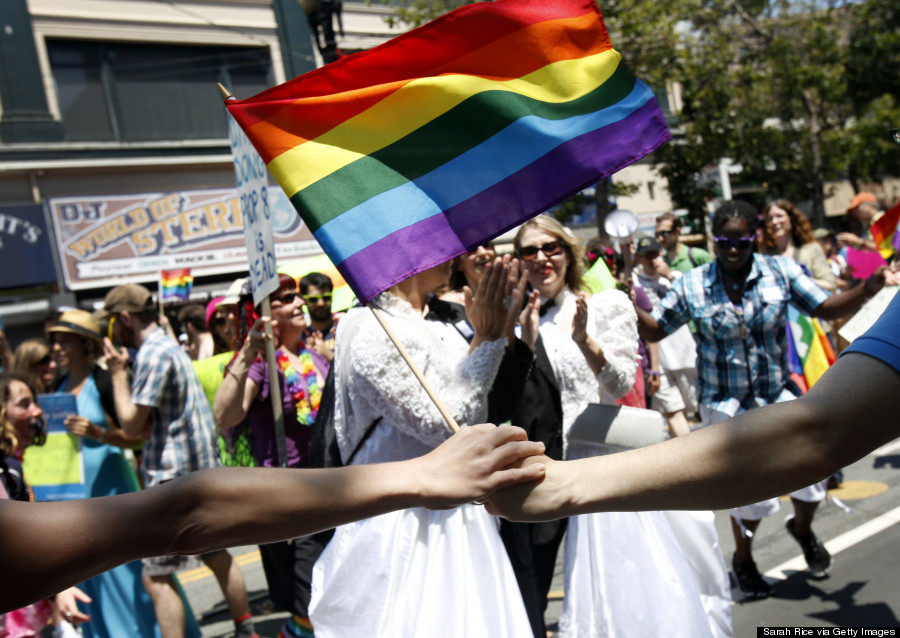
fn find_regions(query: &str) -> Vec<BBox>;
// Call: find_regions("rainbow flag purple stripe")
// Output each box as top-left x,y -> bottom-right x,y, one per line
227,0 -> 670,302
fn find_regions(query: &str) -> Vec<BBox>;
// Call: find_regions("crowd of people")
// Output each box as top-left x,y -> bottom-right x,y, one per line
1,191 -> 899,638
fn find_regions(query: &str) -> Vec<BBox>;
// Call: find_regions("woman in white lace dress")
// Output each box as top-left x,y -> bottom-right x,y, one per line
514,215 -> 732,638
309,259 -> 534,638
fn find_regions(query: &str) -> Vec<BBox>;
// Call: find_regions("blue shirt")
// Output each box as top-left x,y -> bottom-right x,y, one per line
651,254 -> 831,416
842,292 -> 900,373
132,327 -> 220,486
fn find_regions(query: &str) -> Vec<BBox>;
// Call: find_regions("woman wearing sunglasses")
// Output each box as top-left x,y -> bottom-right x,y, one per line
11,339 -> 56,395
634,200 -> 898,598
512,215 -> 732,638
214,273 -> 329,638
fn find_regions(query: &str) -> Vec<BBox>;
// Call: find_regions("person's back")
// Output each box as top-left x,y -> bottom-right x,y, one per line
131,326 -> 219,486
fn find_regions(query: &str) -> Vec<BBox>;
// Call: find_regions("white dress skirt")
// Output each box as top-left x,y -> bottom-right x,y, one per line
539,288 -> 733,638
309,294 -> 532,638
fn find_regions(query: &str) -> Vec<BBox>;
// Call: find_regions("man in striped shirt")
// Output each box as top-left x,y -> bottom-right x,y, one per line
99,283 -> 257,638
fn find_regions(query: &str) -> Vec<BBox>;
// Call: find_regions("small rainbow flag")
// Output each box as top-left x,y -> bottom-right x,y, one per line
227,0 -> 670,302
787,306 -> 837,393
872,201 -> 900,260
160,268 -> 193,301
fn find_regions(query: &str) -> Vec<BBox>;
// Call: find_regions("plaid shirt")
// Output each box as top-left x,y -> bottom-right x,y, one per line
131,327 -> 220,486
651,254 -> 830,416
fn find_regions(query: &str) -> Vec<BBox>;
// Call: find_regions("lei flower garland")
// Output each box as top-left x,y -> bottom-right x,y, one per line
275,349 -> 322,426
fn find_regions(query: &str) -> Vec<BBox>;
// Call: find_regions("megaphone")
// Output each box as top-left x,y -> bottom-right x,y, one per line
603,209 -> 638,244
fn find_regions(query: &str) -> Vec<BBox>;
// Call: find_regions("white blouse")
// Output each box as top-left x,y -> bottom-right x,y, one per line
334,291 -> 507,463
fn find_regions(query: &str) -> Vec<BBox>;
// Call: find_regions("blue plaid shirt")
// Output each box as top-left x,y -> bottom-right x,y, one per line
651,254 -> 830,416
131,327 -> 220,486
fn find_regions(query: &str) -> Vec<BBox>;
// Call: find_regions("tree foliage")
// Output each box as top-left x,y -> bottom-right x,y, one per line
373,0 -> 900,227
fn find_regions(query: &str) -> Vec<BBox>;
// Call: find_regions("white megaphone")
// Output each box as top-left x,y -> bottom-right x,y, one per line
603,209 -> 638,251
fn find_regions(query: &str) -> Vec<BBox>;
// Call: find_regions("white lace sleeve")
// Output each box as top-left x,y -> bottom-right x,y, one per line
342,312 -> 507,451
588,289 -> 639,398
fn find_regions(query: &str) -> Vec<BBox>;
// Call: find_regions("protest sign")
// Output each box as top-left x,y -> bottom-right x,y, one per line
23,394 -> 85,501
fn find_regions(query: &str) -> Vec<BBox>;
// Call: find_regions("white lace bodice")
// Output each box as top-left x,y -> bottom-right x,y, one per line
334,292 -> 507,463
538,288 -> 639,439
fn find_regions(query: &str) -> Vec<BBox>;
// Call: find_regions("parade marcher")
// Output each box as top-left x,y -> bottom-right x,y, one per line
97,284 -> 257,638
761,200 -> 836,291
0,372 -> 92,637
309,258 -> 534,637
11,339 -> 56,395
513,215 -> 732,638
299,272 -> 338,363
214,274 -> 329,638
177,304 -> 213,361
655,212 -> 713,273
632,200 -> 897,597
47,310 -> 159,638
633,237 -> 699,434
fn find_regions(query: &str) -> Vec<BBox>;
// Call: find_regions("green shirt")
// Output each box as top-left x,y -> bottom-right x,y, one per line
667,243 -> 713,273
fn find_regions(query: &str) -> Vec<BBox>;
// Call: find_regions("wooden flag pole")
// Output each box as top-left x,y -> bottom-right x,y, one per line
367,303 -> 460,433
261,296 -> 289,467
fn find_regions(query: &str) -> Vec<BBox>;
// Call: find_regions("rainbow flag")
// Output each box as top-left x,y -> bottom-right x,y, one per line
872,201 -> 900,259
160,268 -> 193,301
227,0 -> 670,302
787,306 -> 836,392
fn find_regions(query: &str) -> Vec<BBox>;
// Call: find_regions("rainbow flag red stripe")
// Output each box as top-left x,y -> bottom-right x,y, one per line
227,0 -> 670,302
160,268 -> 193,301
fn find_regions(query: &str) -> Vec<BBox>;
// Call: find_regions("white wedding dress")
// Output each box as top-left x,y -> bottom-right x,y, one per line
540,288 -> 732,638
309,293 -> 532,638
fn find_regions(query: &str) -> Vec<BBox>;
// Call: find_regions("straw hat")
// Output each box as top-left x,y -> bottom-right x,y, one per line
48,309 -> 102,342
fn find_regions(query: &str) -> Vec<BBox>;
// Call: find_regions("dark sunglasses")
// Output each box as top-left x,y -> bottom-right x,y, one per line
713,235 -> 756,251
655,229 -> 675,238
271,292 -> 302,306
304,294 -> 332,305
518,240 -> 563,261
38,355 -> 52,365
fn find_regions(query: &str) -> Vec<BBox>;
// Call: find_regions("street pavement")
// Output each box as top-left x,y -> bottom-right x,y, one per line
185,437 -> 900,637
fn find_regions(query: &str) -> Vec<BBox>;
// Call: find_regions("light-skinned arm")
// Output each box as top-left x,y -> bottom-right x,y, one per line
0,423 -> 545,612
101,338 -> 151,439
487,350 -> 899,521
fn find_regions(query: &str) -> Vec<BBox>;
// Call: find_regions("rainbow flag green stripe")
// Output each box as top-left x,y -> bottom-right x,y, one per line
227,0 -> 670,302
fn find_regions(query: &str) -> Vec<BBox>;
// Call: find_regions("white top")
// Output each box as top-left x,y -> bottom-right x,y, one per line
537,287 -> 638,456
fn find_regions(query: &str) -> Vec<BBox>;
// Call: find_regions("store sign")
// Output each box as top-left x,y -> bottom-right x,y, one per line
0,204 -> 57,289
48,188 -> 320,290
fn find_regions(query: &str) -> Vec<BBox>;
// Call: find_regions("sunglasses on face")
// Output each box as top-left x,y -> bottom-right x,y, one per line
304,294 -> 332,305
655,229 -> 674,238
271,292 -> 302,307
713,236 -> 756,251
518,240 -> 563,261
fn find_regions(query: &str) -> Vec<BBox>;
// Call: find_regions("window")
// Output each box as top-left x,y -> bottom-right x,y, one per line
48,40 -> 273,142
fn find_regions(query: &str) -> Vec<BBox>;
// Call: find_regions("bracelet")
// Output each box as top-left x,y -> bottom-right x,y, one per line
226,365 -> 245,382
647,370 -> 661,378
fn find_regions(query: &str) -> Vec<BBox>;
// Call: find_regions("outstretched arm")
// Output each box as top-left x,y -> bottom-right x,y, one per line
0,423 -> 544,612
487,350 -> 899,521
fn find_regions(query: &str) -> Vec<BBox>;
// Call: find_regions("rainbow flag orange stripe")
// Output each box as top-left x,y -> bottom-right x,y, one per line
160,268 -> 193,301
227,0 -> 670,302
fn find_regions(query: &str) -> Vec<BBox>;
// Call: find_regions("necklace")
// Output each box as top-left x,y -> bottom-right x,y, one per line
275,349 -> 322,426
